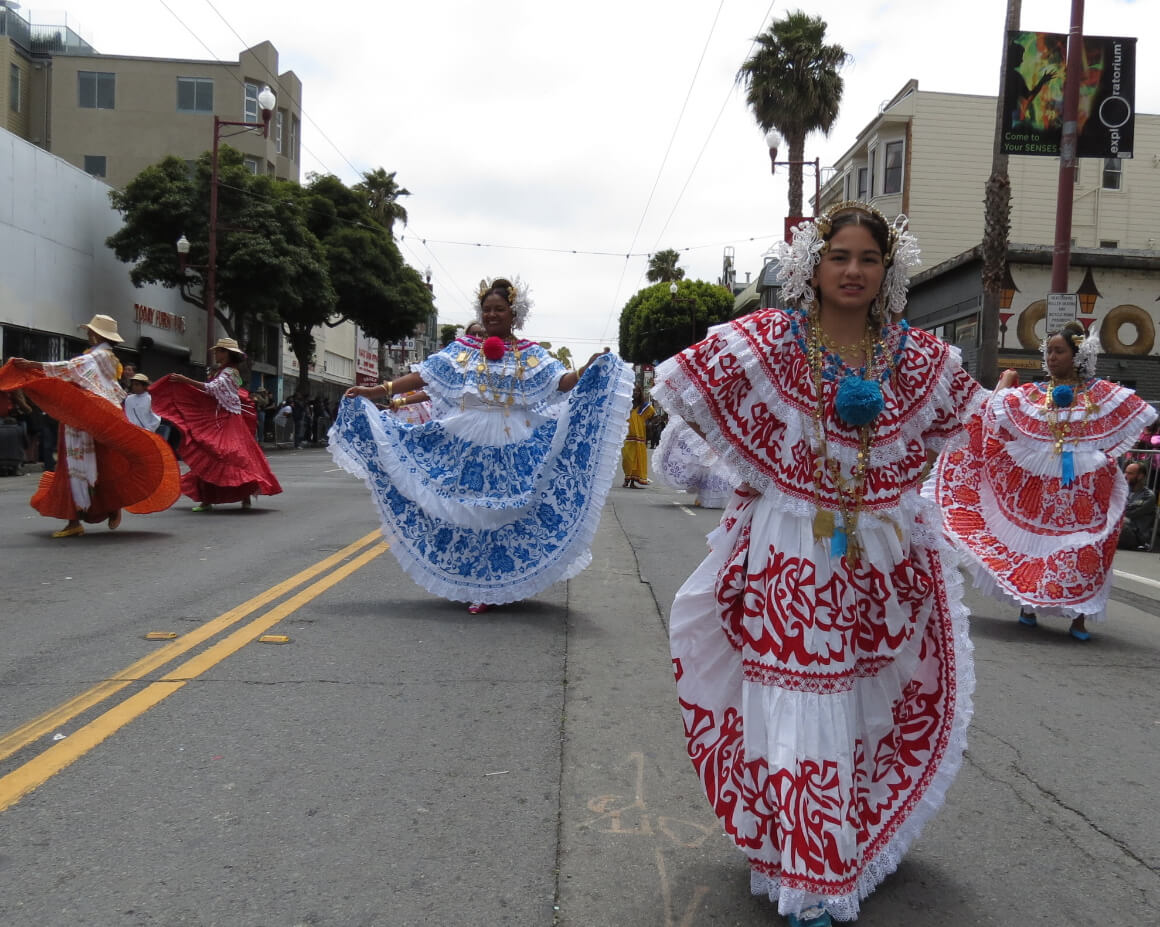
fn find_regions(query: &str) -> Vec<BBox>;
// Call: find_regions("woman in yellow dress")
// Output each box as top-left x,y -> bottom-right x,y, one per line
621,384 -> 655,488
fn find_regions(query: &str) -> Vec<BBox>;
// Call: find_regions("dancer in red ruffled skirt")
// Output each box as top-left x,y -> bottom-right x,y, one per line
150,337 -> 282,512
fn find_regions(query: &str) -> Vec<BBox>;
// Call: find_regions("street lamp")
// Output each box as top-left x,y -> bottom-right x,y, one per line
765,129 -> 822,237
178,85 -> 277,368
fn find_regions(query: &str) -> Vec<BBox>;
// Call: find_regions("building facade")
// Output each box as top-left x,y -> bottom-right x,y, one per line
0,5 -> 371,402
1,129 -> 195,377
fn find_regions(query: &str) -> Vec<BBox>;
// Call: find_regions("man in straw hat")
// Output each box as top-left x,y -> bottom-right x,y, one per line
0,314 -> 180,536
151,335 -> 282,511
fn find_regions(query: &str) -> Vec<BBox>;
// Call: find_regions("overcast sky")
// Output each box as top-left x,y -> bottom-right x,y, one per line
37,0 -> 1160,355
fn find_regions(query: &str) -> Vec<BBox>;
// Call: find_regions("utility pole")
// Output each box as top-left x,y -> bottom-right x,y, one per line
1050,0 -> 1085,294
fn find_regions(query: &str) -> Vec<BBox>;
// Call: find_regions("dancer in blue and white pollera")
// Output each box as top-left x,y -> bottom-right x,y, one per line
329,276 -> 632,614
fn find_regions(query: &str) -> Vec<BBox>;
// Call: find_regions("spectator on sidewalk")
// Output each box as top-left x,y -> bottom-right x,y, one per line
252,387 -> 272,443
1119,461 -> 1156,550
291,393 -> 306,449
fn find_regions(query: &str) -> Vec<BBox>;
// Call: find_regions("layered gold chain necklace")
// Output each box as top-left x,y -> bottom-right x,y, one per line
804,312 -> 887,563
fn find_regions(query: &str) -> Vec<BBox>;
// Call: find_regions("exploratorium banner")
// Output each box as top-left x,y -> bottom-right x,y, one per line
1001,31 -> 1135,159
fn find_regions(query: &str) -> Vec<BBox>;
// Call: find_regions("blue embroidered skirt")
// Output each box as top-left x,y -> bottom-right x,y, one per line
329,353 -> 632,603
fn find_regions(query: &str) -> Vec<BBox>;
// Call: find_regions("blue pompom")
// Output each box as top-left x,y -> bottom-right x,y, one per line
835,375 -> 884,426
1052,384 -> 1074,408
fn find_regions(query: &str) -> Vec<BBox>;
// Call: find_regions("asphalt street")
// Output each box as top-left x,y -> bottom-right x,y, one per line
0,447 -> 1157,926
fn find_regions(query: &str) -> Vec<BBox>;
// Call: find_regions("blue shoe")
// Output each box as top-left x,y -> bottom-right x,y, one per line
787,907 -> 832,927
1018,611 -> 1037,627
1069,627 -> 1091,642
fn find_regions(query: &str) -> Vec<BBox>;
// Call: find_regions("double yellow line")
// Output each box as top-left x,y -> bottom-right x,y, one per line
0,531 -> 386,813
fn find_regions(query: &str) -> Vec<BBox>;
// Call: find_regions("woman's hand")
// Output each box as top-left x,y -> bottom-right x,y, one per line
344,385 -> 377,399
997,368 -> 1020,390
559,350 -> 609,392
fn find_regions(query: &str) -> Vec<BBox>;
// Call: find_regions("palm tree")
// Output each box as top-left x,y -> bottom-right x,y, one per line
356,168 -> 410,234
979,0 -> 1023,388
736,12 -> 849,218
646,249 -> 685,283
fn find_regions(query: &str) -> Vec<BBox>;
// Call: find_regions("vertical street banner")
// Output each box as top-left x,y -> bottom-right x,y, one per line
1001,31 -> 1136,159
1077,36 -> 1135,159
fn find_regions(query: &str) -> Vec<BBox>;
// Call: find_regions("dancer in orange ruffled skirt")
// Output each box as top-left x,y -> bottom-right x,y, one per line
0,314 -> 180,537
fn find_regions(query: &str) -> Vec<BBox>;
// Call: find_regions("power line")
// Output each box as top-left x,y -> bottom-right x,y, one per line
600,0 -> 726,340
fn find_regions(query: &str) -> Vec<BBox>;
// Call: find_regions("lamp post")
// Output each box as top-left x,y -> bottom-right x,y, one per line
670,281 -> 696,347
765,130 -> 821,236
177,85 -> 277,368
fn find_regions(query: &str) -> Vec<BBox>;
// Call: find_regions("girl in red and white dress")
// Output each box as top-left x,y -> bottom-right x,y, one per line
652,204 -> 987,926
150,337 -> 282,512
933,321 -> 1156,641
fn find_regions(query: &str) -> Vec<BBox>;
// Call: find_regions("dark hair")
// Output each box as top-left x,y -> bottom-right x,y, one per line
826,208 -> 891,257
1048,320 -> 1085,356
479,278 -> 514,307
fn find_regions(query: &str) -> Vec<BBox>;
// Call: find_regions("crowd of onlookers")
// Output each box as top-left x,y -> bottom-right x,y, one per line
255,390 -> 334,449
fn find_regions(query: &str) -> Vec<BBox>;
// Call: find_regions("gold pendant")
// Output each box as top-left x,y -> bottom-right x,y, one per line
457,351 -> 468,365
476,362 -> 486,374
526,356 -> 539,368
813,508 -> 835,542
478,383 -> 487,393
844,535 -> 863,564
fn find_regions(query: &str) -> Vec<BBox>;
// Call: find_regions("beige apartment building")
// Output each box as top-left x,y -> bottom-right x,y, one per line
1,3 -> 302,188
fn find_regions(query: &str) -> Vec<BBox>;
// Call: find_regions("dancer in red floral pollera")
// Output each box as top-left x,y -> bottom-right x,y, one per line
933,321 -> 1156,641
652,202 -> 990,926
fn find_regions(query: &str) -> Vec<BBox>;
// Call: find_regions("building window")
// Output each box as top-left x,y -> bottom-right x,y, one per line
243,157 -> 260,175
883,140 -> 904,195
867,149 -> 876,198
857,167 -> 868,200
290,115 -> 300,160
9,64 -> 21,112
78,71 -> 115,109
176,77 -> 213,113
1099,239 -> 1118,249
1102,157 -> 1122,190
83,155 -> 107,178
275,109 -> 284,154
244,81 -> 260,122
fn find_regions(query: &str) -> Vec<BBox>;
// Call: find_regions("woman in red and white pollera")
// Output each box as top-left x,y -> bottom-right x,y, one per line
934,320 -> 1156,641
652,203 -> 989,926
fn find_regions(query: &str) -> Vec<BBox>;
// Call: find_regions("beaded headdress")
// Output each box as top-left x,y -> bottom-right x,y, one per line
477,276 -> 533,330
1042,327 -> 1101,379
775,200 -> 921,323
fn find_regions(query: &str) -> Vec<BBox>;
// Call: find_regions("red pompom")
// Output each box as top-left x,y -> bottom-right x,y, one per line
482,337 -> 506,361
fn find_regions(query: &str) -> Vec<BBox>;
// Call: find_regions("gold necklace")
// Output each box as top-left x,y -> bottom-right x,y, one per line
1043,378 -> 1097,453
461,337 -> 531,429
806,318 -> 875,563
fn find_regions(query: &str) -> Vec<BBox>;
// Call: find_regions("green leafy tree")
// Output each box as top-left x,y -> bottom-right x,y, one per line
106,148 -> 335,382
646,249 -> 686,284
737,12 -> 849,218
302,173 -> 432,348
618,280 -> 734,364
440,324 -> 460,347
